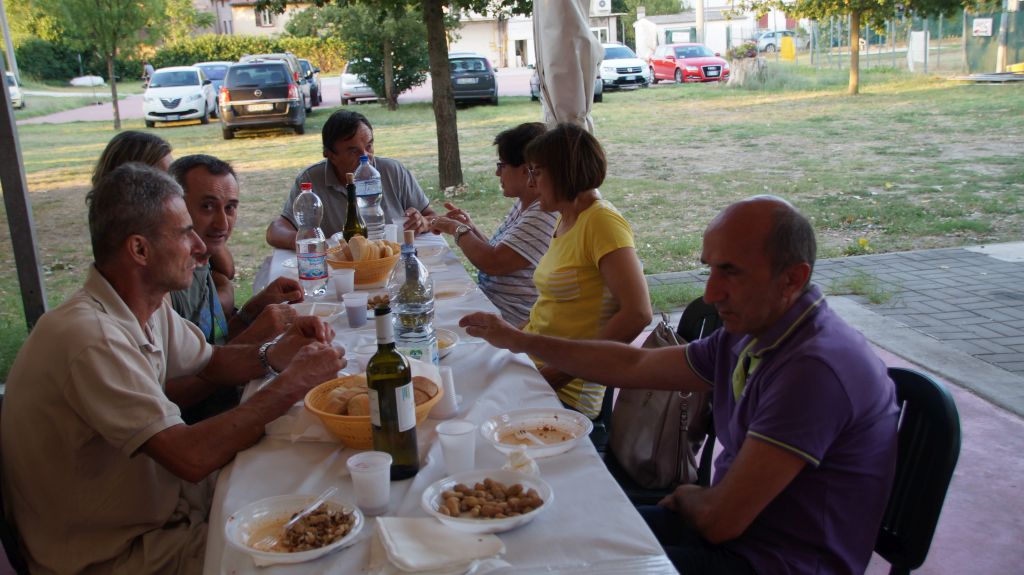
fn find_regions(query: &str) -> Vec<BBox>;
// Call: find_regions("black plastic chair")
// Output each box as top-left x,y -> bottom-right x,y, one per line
0,394 -> 31,575
875,367 -> 961,575
601,297 -> 721,503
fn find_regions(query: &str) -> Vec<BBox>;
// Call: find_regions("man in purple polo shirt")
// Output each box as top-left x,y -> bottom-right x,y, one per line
460,195 -> 899,575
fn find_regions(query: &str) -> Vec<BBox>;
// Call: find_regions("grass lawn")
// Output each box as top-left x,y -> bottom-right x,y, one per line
1,65 -> 1022,379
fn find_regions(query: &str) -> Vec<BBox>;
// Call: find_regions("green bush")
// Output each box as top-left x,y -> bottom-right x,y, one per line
152,35 -> 346,73
728,41 -> 758,61
13,38 -> 143,83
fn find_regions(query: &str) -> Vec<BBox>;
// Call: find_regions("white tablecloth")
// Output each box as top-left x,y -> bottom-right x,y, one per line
204,236 -> 677,574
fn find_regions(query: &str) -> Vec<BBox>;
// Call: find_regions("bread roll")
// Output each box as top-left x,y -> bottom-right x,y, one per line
347,393 -> 370,416
349,235 -> 369,261
324,387 -> 364,415
413,376 -> 438,405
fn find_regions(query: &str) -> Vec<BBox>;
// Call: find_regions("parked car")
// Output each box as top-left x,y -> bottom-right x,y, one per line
599,43 -> 650,90
142,66 -> 216,128
449,52 -> 498,105
193,61 -> 232,100
298,58 -> 322,106
756,30 -> 809,52
530,69 -> 603,103
649,43 -> 730,84
340,59 -> 378,105
239,53 -> 311,113
217,61 -> 306,140
5,72 -> 24,109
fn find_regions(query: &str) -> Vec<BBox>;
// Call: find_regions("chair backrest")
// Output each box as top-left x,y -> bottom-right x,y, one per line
876,368 -> 961,575
676,296 -> 722,343
0,394 -> 31,575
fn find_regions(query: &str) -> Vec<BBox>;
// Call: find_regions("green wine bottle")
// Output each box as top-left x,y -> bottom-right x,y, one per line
366,304 -> 419,480
343,172 -> 367,241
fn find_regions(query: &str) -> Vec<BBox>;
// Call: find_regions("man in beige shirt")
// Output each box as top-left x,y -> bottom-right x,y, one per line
1,163 -> 346,574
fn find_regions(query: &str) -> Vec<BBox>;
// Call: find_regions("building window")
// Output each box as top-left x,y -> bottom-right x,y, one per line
256,9 -> 276,27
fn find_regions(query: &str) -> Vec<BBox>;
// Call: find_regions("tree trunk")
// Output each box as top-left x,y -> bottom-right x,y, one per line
107,53 -> 121,130
421,0 -> 462,189
848,10 -> 861,95
383,37 -> 396,111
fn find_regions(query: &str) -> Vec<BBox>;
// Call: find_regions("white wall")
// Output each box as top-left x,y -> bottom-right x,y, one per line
449,21 -> 501,65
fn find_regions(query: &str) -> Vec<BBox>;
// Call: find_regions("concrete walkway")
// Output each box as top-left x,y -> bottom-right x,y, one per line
651,241 -> 1024,574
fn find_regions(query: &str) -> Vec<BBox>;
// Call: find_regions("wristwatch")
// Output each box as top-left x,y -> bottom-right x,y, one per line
257,334 -> 284,377
453,224 -> 472,244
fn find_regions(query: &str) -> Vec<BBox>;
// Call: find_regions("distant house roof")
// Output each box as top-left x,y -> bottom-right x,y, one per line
644,9 -> 734,25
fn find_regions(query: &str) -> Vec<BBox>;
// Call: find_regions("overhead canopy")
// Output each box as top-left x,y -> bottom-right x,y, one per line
532,0 -> 602,132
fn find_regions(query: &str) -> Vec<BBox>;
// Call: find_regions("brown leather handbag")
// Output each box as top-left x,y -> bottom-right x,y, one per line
608,316 -> 712,489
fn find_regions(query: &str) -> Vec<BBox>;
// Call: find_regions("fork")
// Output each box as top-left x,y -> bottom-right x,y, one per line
514,429 -> 546,446
250,486 -> 338,550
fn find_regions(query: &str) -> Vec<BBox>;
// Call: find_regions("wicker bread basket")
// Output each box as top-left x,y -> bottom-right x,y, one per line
326,252 -> 400,287
304,374 -> 443,449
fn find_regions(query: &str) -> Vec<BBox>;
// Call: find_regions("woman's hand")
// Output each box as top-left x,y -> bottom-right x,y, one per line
429,216 -> 463,236
443,201 -> 474,227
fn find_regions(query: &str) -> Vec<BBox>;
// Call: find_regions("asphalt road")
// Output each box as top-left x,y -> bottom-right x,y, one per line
18,68 -> 537,125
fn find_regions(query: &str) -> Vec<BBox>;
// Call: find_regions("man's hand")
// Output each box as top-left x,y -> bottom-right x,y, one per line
403,208 -> 434,234
443,201 -> 474,227
231,304 -> 297,345
269,342 -> 347,404
267,316 -> 336,371
459,312 -> 525,352
245,277 -> 304,317
658,484 -> 702,515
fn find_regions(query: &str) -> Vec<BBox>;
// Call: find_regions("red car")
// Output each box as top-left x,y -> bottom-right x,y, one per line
649,43 -> 730,84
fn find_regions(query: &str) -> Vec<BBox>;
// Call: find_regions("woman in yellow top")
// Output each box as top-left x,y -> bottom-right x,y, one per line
522,123 -> 652,418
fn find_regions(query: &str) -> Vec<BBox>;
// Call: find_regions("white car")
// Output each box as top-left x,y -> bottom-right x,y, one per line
6,72 -> 25,109
340,59 -> 378,105
599,43 -> 650,91
143,66 -> 216,127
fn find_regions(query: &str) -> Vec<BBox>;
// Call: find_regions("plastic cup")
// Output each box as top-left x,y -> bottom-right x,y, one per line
342,292 -> 369,328
331,268 -> 355,300
431,366 -> 459,419
384,223 -> 399,244
346,451 -> 392,516
436,419 -> 476,474
395,215 -> 410,232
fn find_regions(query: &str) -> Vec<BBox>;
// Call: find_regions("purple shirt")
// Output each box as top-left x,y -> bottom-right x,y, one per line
686,285 -> 899,575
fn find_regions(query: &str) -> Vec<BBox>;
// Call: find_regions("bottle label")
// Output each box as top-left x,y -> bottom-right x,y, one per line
397,340 -> 439,367
297,253 -> 328,281
368,388 -> 381,427
395,382 -> 416,432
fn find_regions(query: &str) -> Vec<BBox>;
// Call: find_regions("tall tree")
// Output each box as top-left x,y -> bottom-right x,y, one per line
738,0 -> 1000,95
285,2 -> 347,37
156,0 -> 217,45
259,0 -> 531,190
35,0 -> 165,129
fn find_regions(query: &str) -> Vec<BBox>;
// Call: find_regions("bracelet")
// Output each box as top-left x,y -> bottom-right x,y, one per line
257,334 -> 284,377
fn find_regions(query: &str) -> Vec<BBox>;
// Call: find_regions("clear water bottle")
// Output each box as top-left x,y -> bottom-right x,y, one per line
386,230 -> 438,365
293,182 -> 328,298
354,155 -> 385,241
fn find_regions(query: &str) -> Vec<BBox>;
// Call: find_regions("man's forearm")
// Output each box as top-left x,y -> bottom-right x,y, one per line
266,217 -> 297,250
201,343 -> 267,386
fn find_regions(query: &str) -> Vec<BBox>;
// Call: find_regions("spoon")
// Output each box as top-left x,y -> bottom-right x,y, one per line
251,486 -> 338,550
514,429 -> 546,446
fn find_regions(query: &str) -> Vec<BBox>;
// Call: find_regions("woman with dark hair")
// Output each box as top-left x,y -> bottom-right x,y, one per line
521,123 -> 652,418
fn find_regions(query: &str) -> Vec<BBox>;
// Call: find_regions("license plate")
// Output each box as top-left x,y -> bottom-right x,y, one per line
247,103 -> 274,112
707,71 -> 720,77
456,78 -> 478,85
166,114 -> 180,121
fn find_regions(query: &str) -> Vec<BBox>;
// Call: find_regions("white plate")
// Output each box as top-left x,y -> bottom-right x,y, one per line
225,494 -> 364,565
420,469 -> 552,534
436,328 -> 460,358
434,279 -> 475,300
291,302 -> 345,321
480,408 -> 593,459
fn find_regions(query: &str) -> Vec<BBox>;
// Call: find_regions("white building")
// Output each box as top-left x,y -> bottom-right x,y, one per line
223,0 -> 313,36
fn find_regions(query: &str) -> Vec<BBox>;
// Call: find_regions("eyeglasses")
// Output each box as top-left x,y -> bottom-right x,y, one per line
495,161 -> 508,171
527,165 -> 542,183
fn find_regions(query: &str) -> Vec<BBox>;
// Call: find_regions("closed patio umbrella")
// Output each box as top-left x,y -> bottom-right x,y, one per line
532,0 -> 602,132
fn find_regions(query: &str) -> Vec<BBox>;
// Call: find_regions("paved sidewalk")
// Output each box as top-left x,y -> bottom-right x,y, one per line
649,242 -> 1024,418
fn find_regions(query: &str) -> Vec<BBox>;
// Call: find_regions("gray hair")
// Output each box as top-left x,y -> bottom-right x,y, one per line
87,163 -> 183,265
767,201 -> 817,280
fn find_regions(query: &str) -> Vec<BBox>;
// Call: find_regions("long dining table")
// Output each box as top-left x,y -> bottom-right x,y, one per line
201,234 -> 678,574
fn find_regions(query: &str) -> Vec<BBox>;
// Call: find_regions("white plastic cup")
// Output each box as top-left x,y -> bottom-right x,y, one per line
384,223 -> 399,244
342,292 -> 369,328
431,366 -> 459,419
346,451 -> 392,516
395,215 -> 410,233
331,268 -> 356,300
436,419 -> 476,474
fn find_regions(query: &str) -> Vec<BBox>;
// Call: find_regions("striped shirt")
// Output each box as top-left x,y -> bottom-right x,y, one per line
477,199 -> 557,326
